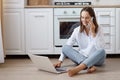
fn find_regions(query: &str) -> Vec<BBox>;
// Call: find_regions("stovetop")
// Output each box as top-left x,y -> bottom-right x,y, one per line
54,2 -> 91,6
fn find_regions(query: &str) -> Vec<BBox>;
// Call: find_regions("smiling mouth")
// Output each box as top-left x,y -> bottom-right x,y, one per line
83,23 -> 88,26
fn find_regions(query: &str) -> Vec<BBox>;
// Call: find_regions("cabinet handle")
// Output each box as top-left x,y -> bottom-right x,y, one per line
100,15 -> 110,17
105,43 -> 111,49
104,33 -> 110,36
72,11 -> 76,14
35,16 -> 44,17
105,42 -> 110,45
63,11 -> 67,14
100,24 -> 110,27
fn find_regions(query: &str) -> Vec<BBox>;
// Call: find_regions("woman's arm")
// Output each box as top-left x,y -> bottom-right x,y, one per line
59,52 -> 66,62
54,27 -> 78,67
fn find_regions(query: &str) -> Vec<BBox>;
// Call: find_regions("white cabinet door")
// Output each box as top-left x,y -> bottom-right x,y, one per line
3,0 -> 24,9
25,8 -> 53,54
116,8 -> 120,53
94,8 -> 116,54
3,9 -> 25,55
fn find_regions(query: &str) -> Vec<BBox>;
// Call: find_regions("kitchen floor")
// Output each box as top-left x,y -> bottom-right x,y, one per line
0,57 -> 120,80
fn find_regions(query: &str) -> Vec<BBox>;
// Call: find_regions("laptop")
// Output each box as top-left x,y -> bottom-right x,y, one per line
28,53 -> 67,73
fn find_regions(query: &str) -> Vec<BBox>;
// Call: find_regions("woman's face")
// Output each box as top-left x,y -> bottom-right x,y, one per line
81,11 -> 92,26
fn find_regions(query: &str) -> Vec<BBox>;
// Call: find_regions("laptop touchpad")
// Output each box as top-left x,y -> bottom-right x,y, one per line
55,67 -> 67,72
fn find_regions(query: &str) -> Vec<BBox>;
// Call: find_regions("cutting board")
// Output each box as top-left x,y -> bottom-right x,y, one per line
28,0 -> 50,5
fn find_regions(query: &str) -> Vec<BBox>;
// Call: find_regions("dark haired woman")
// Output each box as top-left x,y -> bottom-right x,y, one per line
54,7 -> 106,77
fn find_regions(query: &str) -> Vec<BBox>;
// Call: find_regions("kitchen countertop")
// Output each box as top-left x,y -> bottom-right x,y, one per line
25,5 -> 120,8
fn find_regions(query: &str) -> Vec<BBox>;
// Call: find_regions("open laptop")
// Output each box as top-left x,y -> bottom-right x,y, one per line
28,53 -> 67,73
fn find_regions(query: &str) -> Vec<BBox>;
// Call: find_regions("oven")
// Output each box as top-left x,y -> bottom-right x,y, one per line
54,8 -> 82,47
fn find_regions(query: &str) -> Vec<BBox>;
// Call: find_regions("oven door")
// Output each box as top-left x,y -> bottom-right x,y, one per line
54,16 -> 80,47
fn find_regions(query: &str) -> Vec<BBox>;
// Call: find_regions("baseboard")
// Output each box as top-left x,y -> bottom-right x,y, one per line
5,54 -> 120,59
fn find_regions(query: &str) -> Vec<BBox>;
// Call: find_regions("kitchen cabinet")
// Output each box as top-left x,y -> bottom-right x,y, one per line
25,8 -> 53,54
3,1 -> 120,55
94,8 -> 116,54
3,9 -> 25,55
116,8 -> 120,53
3,0 -> 25,55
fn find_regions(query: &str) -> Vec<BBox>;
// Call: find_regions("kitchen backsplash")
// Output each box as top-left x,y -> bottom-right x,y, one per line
52,0 -> 120,5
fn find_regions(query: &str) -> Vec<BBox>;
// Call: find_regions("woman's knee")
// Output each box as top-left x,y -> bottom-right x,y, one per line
62,45 -> 71,53
98,49 -> 106,57
95,49 -> 106,66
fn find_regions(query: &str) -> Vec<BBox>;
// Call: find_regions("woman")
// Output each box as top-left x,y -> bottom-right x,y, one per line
54,7 -> 106,77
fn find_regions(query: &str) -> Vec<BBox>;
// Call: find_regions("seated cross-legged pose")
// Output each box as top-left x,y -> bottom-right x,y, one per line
54,7 -> 106,77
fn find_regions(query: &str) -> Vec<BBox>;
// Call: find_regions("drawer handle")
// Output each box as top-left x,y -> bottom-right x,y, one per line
105,42 -> 110,45
64,11 -> 67,14
100,15 -> 110,17
72,11 -> 76,14
100,24 -> 110,27
104,33 -> 110,35
35,16 -> 44,17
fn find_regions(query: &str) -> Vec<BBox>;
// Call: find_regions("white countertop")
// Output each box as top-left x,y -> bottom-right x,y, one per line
25,5 -> 120,8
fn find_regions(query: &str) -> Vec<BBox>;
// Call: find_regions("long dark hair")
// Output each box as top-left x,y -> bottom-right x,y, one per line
80,7 -> 98,34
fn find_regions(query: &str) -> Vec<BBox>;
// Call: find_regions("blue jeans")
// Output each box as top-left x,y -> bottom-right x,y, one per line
62,45 -> 106,68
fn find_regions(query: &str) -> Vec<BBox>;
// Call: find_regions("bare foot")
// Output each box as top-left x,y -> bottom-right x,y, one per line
87,66 -> 96,73
68,67 -> 79,77
67,63 -> 86,77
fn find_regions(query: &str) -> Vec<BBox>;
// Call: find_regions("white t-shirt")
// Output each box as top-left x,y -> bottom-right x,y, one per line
59,26 -> 105,61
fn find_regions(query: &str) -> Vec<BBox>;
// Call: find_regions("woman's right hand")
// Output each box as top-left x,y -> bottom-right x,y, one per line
53,61 -> 62,68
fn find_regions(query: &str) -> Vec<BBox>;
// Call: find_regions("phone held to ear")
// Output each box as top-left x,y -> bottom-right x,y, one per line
91,17 -> 94,21
87,17 -> 94,30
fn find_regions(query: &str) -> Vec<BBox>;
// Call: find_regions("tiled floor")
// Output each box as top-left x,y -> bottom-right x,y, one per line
0,58 -> 120,80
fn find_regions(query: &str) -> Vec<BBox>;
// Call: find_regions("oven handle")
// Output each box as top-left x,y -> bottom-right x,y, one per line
55,45 -> 78,47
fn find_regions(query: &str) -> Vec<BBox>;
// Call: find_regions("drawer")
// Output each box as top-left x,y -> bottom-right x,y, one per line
54,8 -> 81,16
104,36 -> 115,52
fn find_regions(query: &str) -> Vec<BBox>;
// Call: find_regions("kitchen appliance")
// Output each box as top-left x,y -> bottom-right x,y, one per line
54,2 -> 91,6
54,8 -> 81,47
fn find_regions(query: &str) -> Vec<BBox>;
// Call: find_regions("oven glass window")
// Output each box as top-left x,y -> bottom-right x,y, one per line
60,22 -> 79,39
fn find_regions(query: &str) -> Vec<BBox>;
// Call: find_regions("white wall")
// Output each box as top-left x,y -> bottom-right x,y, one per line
52,0 -> 120,5
93,0 -> 120,5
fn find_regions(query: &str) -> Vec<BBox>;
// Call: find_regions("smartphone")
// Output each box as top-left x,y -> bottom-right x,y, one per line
91,17 -> 94,22
87,17 -> 94,29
